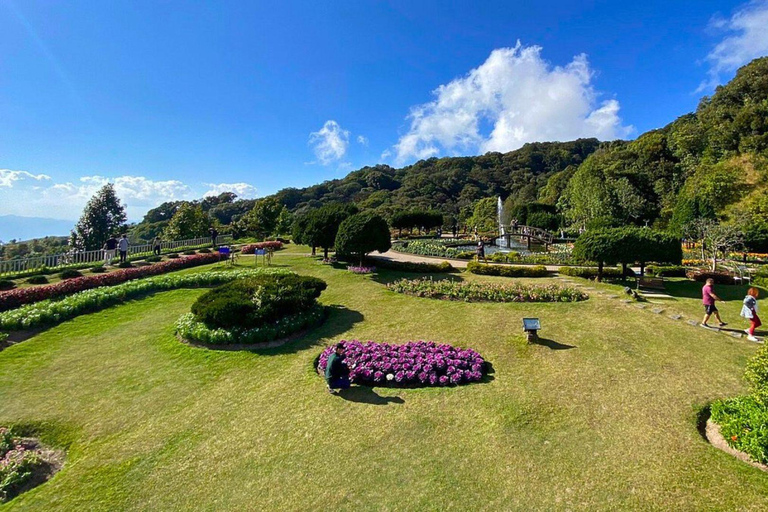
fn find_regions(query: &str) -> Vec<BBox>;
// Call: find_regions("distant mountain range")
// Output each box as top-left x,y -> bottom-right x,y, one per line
0,215 -> 74,242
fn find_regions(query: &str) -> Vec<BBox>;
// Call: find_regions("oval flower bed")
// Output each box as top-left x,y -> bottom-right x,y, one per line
386,278 -> 587,302
318,340 -> 487,387
176,273 -> 327,346
1,427 -> 62,503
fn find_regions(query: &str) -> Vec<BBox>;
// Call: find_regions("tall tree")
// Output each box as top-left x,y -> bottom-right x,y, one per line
163,203 -> 210,240
69,184 -> 127,250
235,197 -> 282,240
335,212 -> 391,264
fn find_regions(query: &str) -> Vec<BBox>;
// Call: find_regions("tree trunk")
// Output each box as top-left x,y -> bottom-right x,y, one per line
598,261 -> 604,282
640,262 -> 645,276
324,247 -> 329,259
701,241 -> 706,262
311,246 -> 316,256
622,262 -> 628,277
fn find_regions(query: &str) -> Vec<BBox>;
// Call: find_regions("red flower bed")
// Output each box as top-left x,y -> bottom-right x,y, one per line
240,241 -> 284,254
0,253 -> 225,312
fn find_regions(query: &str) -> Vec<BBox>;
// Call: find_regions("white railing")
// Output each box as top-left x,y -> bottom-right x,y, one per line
0,234 -> 232,277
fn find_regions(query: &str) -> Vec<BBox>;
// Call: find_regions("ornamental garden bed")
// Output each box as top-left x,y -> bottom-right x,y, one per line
386,278 -> 587,302
175,272 -> 327,347
0,427 -> 64,504
317,340 -> 487,387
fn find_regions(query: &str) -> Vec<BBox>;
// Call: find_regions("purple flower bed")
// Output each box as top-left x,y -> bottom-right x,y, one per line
318,340 -> 487,387
347,265 -> 376,274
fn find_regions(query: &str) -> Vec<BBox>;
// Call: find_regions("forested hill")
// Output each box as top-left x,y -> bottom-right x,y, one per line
271,138 -> 600,222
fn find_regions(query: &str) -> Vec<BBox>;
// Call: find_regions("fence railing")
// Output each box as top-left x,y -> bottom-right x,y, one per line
0,234 -> 232,277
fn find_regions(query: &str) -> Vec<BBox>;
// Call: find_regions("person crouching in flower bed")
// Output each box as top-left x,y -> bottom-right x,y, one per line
325,343 -> 351,394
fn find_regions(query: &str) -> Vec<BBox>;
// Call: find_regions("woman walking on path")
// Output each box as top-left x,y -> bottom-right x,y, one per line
741,287 -> 762,343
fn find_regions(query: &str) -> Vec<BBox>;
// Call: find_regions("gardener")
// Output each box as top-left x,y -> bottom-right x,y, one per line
325,343 -> 350,394
741,287 -> 761,343
701,278 -> 727,328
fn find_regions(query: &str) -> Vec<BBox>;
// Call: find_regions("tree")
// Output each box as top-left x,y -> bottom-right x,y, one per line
688,220 -> 744,271
335,212 -> 391,264
298,203 -> 358,258
69,184 -> 127,250
163,203 -> 210,240
275,207 -> 294,237
468,198 -> 497,233
235,197 -> 282,240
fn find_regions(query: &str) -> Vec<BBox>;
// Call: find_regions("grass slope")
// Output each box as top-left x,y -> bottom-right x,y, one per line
1,245 -> 767,510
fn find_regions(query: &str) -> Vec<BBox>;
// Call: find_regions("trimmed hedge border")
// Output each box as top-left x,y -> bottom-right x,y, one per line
559,266 -> 623,279
175,305 -> 326,346
372,259 -> 454,273
0,268 -> 290,331
466,261 -> 549,277
387,277 -> 588,303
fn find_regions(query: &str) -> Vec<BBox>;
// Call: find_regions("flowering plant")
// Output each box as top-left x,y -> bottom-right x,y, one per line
240,241 -> 284,254
347,265 -> 376,274
0,268 -> 290,331
0,253 -> 226,312
0,427 -> 46,503
319,257 -> 337,265
318,340 -> 486,387
387,278 -> 587,302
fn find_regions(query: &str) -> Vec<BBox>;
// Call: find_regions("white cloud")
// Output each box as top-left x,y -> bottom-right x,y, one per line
0,168 -> 51,188
0,170 -> 257,221
699,0 -> 768,91
357,135 -> 369,146
203,182 -> 258,198
309,120 -> 350,165
391,42 -> 632,164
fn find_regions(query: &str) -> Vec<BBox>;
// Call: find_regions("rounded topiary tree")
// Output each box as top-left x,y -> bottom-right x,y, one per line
335,212 -> 391,264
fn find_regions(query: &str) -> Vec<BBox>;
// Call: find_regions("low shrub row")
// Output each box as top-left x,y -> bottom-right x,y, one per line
176,306 -> 326,345
710,343 -> 768,464
0,280 -> 15,291
58,269 -> 83,280
0,253 -> 225,312
392,240 -> 473,260
0,269 -> 287,331
645,265 -> 687,277
559,266 -> 623,279
0,427 -> 47,503
240,241 -> 284,254
317,340 -> 487,387
372,259 -> 454,273
487,247 -> 578,266
466,261 -> 549,277
686,270 -> 735,285
386,278 -> 587,302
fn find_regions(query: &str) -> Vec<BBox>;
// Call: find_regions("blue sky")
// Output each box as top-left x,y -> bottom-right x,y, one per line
1,0 -> 768,223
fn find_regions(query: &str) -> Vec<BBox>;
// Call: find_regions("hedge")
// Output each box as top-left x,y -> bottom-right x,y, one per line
558,266 -> 623,279
645,265 -> 687,277
466,261 -> 549,277
685,270 -> 735,285
372,259 -> 454,273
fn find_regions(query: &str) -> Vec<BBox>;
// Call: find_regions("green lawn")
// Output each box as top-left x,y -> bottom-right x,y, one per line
1,245 -> 767,510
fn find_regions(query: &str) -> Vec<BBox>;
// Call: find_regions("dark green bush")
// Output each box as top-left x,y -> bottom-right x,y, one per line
144,255 -> 162,263
0,280 -> 15,291
90,266 -> 107,273
167,253 -> 180,259
559,266 -> 622,279
467,261 -> 549,277
59,269 -> 83,280
645,265 -> 687,277
685,270 -> 735,285
710,395 -> 768,464
191,274 -> 327,329
25,275 -> 49,285
198,248 -> 211,254
746,344 -> 768,405
182,250 -> 197,255
373,259 -> 454,273
117,262 -> 134,268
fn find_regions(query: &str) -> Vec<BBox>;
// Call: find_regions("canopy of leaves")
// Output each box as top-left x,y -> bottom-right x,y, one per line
335,212 -> 391,263
69,184 -> 128,250
163,203 -> 210,240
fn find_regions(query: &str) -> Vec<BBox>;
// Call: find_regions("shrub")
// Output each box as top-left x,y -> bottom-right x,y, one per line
0,280 -> 15,291
198,248 -> 211,253
372,259 -> 454,273
182,250 -> 197,255
466,261 -> 549,277
117,261 -> 134,268
240,241 -> 284,254
0,253 -> 226,312
685,270 -> 735,285
0,427 -> 47,503
144,255 -> 162,263
387,278 -> 587,302
317,340 -> 486,387
89,266 -> 107,273
710,396 -> 768,464
645,265 -> 687,277
347,266 -> 375,274
745,344 -> 768,405
559,266 -> 622,279
25,276 -> 48,285
191,274 -> 327,330
335,212 -> 391,264
0,268 -> 287,331
0,332 -> 7,343
59,269 -> 83,280
167,253 -> 180,259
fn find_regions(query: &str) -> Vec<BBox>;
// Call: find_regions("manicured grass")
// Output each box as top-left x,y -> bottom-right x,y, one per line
1,245 -> 768,509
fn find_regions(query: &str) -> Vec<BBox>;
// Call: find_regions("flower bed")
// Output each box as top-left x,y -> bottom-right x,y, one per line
558,266 -> 623,279
466,261 -> 549,277
392,240 -> 474,259
372,259 -> 454,273
347,265 -> 375,274
176,306 -> 326,345
0,269 -> 289,331
387,278 -> 587,302
240,241 -> 284,254
0,427 -> 53,503
686,270 -> 736,285
317,340 -> 487,387
0,253 -> 225,312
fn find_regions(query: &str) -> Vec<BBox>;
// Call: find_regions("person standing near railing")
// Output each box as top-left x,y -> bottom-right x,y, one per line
103,235 -> 118,266
153,236 -> 162,256
209,227 -> 218,249
118,234 -> 129,264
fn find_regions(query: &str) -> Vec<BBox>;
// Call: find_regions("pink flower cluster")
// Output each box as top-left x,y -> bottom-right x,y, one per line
0,253 -> 225,312
347,266 -> 376,274
240,241 -> 284,254
318,340 -> 486,387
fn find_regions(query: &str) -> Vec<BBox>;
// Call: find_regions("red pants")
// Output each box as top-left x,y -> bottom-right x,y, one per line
749,313 -> 762,336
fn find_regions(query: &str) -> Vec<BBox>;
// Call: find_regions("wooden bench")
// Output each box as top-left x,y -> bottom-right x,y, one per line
638,276 -> 665,290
